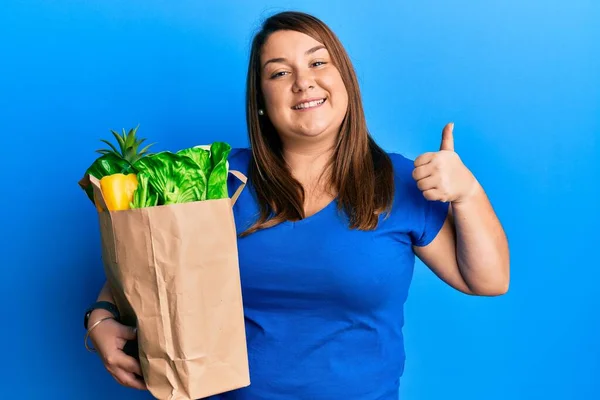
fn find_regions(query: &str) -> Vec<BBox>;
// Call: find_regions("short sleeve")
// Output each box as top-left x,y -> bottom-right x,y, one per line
226,147 -> 252,199
387,152 -> 450,247
413,196 -> 449,247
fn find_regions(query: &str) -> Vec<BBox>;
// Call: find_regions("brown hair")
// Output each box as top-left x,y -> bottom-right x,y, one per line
242,11 -> 394,236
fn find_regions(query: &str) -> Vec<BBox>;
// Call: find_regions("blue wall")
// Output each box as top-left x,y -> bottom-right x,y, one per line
2,0 -> 598,398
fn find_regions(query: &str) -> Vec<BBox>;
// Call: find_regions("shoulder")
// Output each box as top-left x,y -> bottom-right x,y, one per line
387,152 -> 414,173
386,152 -> 419,195
384,151 -> 427,212
383,151 -> 449,246
228,147 -> 252,174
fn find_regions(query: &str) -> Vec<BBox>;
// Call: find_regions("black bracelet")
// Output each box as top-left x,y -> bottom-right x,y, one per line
84,301 -> 120,329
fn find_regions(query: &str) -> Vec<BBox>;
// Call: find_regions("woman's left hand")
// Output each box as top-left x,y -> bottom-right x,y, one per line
412,123 -> 479,203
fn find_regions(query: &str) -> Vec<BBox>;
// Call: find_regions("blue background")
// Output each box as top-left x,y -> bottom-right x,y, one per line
1,0 -> 598,398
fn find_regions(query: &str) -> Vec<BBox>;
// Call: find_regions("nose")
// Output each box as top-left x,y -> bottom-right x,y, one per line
292,71 -> 315,93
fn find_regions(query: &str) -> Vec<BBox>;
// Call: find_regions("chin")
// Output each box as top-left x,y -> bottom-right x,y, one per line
296,127 -> 330,139
300,129 -> 327,138
273,115 -> 341,145
296,121 -> 333,136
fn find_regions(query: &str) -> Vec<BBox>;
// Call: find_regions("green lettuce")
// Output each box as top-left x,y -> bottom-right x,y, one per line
206,142 -> 232,200
177,146 -> 212,175
130,172 -> 158,209
133,152 -> 208,205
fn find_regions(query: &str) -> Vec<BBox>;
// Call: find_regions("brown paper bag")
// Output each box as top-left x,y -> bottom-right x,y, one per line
84,170 -> 250,400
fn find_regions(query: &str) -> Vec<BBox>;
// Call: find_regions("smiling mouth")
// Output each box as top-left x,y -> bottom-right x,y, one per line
292,98 -> 326,110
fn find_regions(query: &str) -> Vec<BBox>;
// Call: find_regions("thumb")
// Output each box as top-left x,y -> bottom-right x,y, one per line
440,122 -> 454,151
120,325 -> 138,341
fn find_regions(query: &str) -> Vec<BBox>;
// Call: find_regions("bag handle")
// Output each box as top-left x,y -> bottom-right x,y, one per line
229,170 -> 247,207
87,174 -> 110,212
84,174 -> 119,264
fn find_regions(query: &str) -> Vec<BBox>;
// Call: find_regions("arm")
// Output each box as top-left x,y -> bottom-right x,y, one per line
87,281 -> 116,329
86,280 -> 146,390
414,182 -> 510,296
411,123 -> 510,296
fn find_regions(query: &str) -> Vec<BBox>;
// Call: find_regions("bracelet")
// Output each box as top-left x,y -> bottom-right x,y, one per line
84,301 -> 120,329
84,316 -> 115,353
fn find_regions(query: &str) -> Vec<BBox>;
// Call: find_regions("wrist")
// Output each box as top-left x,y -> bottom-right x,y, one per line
452,177 -> 482,208
84,315 -> 116,352
87,309 -> 114,330
84,300 -> 120,330
453,174 -> 483,204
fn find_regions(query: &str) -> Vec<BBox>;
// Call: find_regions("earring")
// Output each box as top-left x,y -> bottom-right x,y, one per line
258,109 -> 264,116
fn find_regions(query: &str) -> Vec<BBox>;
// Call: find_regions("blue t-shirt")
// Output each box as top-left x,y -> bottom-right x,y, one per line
214,148 -> 449,400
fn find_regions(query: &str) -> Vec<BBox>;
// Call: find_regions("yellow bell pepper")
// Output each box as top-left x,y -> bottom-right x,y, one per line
97,173 -> 139,211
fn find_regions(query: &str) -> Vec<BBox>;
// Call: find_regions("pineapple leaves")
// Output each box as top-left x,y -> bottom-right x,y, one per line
139,143 -> 155,156
98,124 -> 154,165
97,139 -> 121,155
124,126 -> 138,149
111,129 -> 126,151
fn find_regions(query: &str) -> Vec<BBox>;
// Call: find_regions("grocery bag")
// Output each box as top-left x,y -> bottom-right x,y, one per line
84,169 -> 250,400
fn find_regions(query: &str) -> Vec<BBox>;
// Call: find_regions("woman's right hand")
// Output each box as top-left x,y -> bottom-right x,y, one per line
88,311 -> 147,391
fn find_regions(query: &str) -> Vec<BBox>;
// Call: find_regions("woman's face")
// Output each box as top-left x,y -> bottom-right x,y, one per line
260,30 -> 348,147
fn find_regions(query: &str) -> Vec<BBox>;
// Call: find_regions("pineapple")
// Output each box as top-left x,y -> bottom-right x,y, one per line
96,124 -> 155,167
84,125 -> 155,211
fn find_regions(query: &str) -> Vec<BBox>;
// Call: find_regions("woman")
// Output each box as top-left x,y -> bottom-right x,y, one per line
84,11 -> 509,399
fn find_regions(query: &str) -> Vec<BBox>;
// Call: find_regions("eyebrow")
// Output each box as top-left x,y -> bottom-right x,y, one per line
262,45 -> 327,70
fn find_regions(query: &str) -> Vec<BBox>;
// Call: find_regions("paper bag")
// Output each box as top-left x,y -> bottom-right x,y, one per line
85,170 -> 250,400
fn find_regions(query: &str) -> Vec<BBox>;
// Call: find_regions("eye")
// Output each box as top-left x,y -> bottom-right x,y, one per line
270,71 -> 289,79
312,61 -> 327,67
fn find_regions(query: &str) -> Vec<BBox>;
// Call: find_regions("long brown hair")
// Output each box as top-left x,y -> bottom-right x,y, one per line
242,11 -> 394,236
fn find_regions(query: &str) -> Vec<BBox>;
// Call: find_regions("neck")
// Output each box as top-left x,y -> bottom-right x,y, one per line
281,136 -> 335,186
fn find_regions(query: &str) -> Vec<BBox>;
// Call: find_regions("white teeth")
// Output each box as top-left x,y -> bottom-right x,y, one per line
294,99 -> 325,110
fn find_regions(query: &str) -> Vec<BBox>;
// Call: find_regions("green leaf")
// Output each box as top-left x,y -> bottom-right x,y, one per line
130,172 -> 158,209
206,142 -> 231,200
177,146 -> 211,199
178,146 -> 211,172
134,151 -> 207,205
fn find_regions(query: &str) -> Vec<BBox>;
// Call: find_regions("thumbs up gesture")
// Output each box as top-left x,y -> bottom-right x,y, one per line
412,123 -> 478,203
